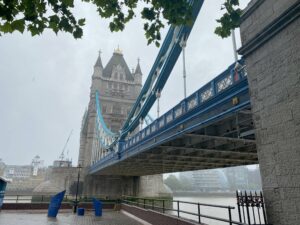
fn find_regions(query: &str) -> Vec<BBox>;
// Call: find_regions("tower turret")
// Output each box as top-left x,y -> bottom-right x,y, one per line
91,51 -> 103,93
134,58 -> 142,85
92,51 -> 103,78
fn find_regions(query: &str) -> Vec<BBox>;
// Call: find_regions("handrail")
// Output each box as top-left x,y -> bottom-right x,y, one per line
3,194 -> 118,204
122,196 -> 249,225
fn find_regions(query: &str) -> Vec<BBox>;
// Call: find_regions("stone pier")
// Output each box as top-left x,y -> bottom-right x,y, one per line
239,0 -> 300,224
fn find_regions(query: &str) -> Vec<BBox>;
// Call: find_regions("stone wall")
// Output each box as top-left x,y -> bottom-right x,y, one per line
82,174 -> 139,198
138,175 -> 172,198
239,0 -> 300,224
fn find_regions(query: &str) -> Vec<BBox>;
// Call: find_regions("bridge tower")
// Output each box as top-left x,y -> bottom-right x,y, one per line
78,49 -> 168,198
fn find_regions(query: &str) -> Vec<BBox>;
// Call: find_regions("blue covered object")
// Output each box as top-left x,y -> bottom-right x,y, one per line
47,190 -> 66,217
77,208 -> 85,216
93,198 -> 102,217
0,177 -> 8,209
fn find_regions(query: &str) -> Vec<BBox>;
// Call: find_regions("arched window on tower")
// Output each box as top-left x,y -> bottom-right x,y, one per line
120,73 -> 124,80
113,104 -> 121,114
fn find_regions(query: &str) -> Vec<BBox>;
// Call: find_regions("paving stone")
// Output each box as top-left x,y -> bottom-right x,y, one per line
0,210 -> 144,225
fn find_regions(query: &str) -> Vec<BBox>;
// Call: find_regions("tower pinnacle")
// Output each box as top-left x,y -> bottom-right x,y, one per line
95,50 -> 103,68
135,57 -> 142,75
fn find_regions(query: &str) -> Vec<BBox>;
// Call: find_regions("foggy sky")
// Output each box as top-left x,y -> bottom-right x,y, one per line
0,0 -> 250,166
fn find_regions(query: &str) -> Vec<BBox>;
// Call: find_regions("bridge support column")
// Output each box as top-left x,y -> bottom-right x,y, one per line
82,173 -> 170,199
137,174 -> 171,198
239,1 -> 300,224
82,174 -> 139,199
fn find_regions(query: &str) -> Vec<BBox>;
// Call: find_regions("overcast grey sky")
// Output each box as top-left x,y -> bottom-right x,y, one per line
0,0 -> 250,166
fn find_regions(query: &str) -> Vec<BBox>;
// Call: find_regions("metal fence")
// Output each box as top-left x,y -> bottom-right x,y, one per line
122,195 -> 248,225
3,194 -> 116,204
236,191 -> 269,225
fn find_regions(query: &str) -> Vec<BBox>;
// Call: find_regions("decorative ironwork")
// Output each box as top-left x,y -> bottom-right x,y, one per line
174,107 -> 183,118
151,124 -> 156,132
200,88 -> 213,102
141,131 -> 145,139
166,113 -> 173,123
236,190 -> 269,225
217,74 -> 233,92
159,118 -> 165,128
187,97 -> 198,110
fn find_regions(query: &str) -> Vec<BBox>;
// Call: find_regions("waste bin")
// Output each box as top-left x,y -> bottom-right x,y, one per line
47,190 -> 66,217
93,198 -> 102,217
77,208 -> 85,216
0,177 -> 8,209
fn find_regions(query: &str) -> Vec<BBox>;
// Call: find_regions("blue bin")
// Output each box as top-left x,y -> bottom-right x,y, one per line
93,198 -> 102,217
77,208 -> 85,216
0,177 -> 8,209
47,190 -> 66,217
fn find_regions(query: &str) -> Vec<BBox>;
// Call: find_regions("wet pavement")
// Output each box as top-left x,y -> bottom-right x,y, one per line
0,210 -> 144,225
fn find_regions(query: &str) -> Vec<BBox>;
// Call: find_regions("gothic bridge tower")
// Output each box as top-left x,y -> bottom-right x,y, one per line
78,49 -> 168,198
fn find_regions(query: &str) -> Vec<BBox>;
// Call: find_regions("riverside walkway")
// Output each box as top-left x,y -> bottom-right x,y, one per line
0,210 -> 145,225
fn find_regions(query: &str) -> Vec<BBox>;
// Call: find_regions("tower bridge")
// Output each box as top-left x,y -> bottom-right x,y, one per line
89,60 -> 257,176
77,0 -> 300,224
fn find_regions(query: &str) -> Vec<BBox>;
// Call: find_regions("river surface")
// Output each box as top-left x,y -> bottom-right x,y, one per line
172,195 -> 240,225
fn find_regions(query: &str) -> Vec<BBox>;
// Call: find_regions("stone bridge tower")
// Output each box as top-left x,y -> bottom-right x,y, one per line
239,0 -> 300,224
78,49 -> 168,198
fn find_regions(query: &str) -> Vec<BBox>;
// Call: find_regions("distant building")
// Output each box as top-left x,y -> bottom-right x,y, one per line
0,159 -> 5,176
192,169 -> 229,192
52,160 -> 72,168
224,166 -> 249,191
4,165 -> 32,179
31,155 -> 44,176
169,165 -> 262,193
1,156 -> 48,194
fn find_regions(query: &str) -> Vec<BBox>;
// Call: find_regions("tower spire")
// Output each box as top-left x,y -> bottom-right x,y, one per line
95,50 -> 103,68
134,57 -> 142,75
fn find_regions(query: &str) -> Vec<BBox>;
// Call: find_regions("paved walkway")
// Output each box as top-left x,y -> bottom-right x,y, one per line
0,210 -> 144,225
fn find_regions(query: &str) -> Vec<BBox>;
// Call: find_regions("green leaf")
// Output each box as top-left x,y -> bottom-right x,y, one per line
73,27 -> 83,38
0,22 -> 13,33
78,18 -> 85,26
49,22 -> 59,34
62,0 -> 74,7
28,25 -> 41,36
49,15 -> 60,24
11,19 -> 25,33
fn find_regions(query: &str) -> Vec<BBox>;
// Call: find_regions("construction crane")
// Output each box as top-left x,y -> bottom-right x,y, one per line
59,130 -> 73,161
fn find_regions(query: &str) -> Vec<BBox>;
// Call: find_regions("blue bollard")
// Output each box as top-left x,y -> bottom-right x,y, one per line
0,177 -> 8,209
93,198 -> 102,217
77,208 -> 85,216
47,190 -> 66,217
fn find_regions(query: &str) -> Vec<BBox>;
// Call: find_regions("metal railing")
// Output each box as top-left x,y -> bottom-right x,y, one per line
3,194 -> 117,204
236,191 -> 269,225
122,196 -> 248,225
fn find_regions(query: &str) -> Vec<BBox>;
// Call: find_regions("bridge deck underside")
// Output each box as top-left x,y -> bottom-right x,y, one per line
90,78 -> 258,176
94,106 -> 257,176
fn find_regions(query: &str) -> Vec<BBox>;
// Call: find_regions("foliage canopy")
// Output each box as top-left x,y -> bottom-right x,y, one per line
0,0 -> 241,46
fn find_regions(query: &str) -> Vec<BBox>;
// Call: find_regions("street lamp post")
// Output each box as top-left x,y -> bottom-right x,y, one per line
73,164 -> 82,213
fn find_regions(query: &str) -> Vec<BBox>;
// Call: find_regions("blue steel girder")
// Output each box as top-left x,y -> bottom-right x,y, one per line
89,61 -> 257,175
119,0 -> 205,140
